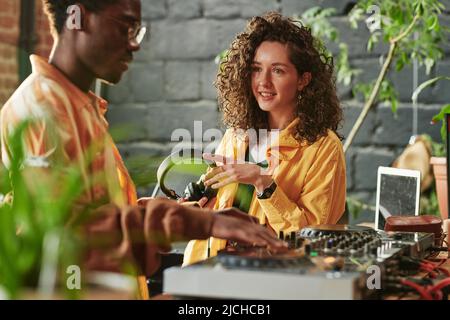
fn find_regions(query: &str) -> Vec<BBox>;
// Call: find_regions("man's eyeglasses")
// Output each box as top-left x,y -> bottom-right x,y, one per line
104,15 -> 147,45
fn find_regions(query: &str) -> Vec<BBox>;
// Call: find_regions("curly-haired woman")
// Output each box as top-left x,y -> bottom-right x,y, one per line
183,12 -> 346,265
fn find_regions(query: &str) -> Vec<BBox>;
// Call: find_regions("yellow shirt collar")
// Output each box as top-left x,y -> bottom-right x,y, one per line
267,118 -> 302,161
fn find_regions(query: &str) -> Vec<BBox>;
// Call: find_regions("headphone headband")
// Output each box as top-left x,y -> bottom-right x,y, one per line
154,148 -> 214,199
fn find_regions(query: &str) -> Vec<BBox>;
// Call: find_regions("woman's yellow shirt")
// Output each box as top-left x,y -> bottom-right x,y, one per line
183,119 -> 346,265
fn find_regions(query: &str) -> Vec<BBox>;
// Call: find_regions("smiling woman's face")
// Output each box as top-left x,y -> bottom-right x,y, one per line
251,41 -> 307,121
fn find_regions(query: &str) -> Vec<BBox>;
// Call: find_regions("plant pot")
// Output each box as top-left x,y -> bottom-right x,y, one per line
430,157 -> 448,220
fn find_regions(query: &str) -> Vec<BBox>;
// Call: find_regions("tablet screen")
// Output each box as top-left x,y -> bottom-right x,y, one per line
375,167 -> 421,230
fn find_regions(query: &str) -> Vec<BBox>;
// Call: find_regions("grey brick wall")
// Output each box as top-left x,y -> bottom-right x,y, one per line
105,0 -> 450,224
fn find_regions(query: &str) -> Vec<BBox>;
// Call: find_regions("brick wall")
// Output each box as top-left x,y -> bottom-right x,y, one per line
35,0 -> 53,58
0,0 -> 20,105
0,0 -> 53,106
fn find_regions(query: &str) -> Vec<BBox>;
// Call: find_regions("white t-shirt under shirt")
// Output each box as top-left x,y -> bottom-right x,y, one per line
249,130 -> 279,164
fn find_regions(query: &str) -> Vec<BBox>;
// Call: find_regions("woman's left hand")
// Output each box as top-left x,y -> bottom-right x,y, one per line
202,153 -> 273,192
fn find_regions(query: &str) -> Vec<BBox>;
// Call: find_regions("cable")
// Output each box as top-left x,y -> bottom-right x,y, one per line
428,278 -> 450,295
420,263 -> 434,271
421,259 -> 450,277
431,289 -> 443,300
399,256 -> 422,272
436,267 -> 450,277
420,265 -> 438,279
400,279 -> 433,300
429,246 -> 450,252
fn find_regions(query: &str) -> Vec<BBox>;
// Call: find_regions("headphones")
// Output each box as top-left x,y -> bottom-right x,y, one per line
152,148 -> 217,201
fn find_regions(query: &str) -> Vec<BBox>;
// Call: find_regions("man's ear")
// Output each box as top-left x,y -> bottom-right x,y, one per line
65,3 -> 85,31
297,72 -> 312,91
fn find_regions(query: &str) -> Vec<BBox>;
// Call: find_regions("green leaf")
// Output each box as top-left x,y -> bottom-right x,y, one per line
427,15 -> 438,31
350,6 -> 367,29
440,120 -> 447,145
302,6 -> 322,20
415,2 -> 424,15
431,104 -> 450,124
367,37 -> 374,52
215,49 -> 229,65
390,97 -> 398,114
395,57 -> 404,71
321,7 -> 337,17
412,76 -> 450,102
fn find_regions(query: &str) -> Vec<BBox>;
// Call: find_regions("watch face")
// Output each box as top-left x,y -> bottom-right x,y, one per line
258,181 -> 276,199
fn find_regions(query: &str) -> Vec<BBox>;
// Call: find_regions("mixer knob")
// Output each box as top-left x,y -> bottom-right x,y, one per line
305,244 -> 311,255
290,231 -> 296,240
240,258 -> 249,268
363,244 -> 369,253
327,239 -> 334,249
252,259 -> 261,268
370,245 -> 378,256
265,259 -> 276,268
226,256 -> 238,267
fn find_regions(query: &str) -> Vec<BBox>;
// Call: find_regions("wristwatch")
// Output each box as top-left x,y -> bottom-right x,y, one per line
256,180 -> 277,199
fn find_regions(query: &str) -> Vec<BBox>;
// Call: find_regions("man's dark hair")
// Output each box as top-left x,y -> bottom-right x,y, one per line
43,0 -> 119,35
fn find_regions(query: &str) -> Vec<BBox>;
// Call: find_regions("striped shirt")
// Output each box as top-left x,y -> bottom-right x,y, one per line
0,55 -> 137,208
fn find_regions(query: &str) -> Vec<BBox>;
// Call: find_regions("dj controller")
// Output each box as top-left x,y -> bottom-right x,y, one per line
163,225 -> 435,299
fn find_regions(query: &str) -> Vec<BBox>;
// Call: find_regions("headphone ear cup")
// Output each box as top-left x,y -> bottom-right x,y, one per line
185,182 -> 202,201
184,182 -> 194,200
157,147 -> 212,200
203,186 -> 217,200
193,183 -> 204,201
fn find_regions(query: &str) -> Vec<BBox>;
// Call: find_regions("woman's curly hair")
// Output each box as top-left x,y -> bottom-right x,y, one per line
215,12 -> 343,144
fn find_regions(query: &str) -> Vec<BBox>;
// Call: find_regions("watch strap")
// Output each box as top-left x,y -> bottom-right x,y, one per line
256,180 -> 277,199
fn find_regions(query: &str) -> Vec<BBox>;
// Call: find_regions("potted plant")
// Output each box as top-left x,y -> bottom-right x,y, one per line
429,154 -> 447,219
0,121 -> 86,299
413,76 -> 450,219
0,121 -> 137,299
296,0 -> 449,221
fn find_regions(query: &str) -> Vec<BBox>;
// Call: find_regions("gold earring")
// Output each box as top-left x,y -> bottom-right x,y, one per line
297,92 -> 302,105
